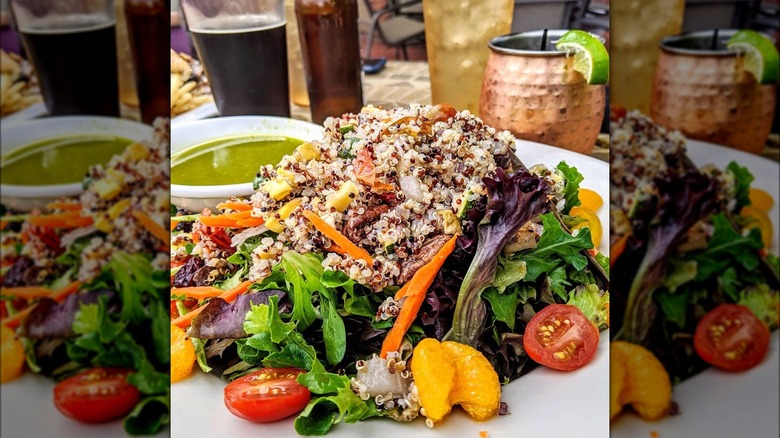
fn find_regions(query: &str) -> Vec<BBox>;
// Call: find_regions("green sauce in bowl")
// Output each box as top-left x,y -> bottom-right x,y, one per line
171,135 -> 302,186
0,136 -> 132,185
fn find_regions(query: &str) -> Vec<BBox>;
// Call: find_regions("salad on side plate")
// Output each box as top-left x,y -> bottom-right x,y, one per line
608,110 -> 779,422
170,104 -> 610,435
1,119 -> 171,435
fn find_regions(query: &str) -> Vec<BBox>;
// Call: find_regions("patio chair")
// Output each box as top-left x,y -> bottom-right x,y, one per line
358,0 -> 425,60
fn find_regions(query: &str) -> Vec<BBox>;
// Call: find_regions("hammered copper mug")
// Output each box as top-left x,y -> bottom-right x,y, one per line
651,30 -> 776,154
480,30 -> 605,155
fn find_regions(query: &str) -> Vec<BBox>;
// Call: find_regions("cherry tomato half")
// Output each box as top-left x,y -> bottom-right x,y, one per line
224,367 -> 311,423
53,367 -> 140,423
694,304 -> 770,372
523,304 -> 600,371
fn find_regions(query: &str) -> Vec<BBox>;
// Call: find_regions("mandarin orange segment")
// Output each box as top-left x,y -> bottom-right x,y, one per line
441,341 -> 501,421
749,188 -> 774,213
610,354 -> 626,420
410,338 -> 456,423
578,188 -> 603,211
740,206 -> 774,249
570,206 -> 603,248
1,324 -> 25,383
171,324 -> 195,383
611,341 -> 671,421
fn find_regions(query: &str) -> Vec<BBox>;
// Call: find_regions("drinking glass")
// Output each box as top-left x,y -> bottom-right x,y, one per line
180,0 -> 290,117
10,0 -> 120,116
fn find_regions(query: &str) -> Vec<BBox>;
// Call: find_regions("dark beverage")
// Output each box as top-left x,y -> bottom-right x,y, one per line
125,0 -> 169,124
190,23 -> 290,117
19,21 -> 119,116
296,0 -> 363,124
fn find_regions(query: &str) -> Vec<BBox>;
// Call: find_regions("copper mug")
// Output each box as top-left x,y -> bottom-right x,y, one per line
651,30 -> 776,154
480,30 -> 605,155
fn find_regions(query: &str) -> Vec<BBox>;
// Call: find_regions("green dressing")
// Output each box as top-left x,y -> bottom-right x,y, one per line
1,136 -> 132,185
171,136 -> 302,186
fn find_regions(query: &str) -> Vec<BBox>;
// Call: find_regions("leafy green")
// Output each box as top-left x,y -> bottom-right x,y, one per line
295,361 -> 382,435
493,257 -> 527,294
124,395 -> 170,435
277,252 -> 321,330
691,213 -> 763,281
566,284 -> 609,330
557,161 -> 583,214
738,284 -> 779,329
191,337 -> 212,373
726,161 -> 754,212
663,258 -> 698,293
654,289 -> 688,328
483,287 -> 518,330
523,213 -> 592,282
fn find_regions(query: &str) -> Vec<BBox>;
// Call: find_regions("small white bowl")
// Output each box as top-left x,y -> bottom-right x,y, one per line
1,117 -> 153,212
170,116 -> 323,212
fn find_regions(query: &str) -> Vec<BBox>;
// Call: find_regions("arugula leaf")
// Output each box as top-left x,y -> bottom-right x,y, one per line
295,361 -> 382,435
557,161 -> 583,214
278,252 -> 321,329
547,265 -> 571,300
692,213 -> 763,281
320,299 -> 346,365
483,287 -> 518,330
566,284 -> 610,330
523,213 -> 592,281
718,266 -> 741,301
726,161 -> 754,212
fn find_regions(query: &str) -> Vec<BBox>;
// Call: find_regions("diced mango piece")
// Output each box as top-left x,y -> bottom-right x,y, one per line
93,179 -> 122,200
94,214 -> 114,233
265,198 -> 303,233
325,181 -> 359,212
108,199 -> 131,219
263,178 -> 293,201
438,210 -> 462,236
124,142 -> 150,161
293,142 -> 320,162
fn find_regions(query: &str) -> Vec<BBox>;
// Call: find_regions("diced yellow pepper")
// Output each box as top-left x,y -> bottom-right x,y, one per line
325,181 -> 359,212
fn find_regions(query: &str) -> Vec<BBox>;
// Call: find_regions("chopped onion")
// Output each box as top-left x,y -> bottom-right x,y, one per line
230,225 -> 268,248
60,226 -> 97,248
354,355 -> 410,397
400,175 -> 425,203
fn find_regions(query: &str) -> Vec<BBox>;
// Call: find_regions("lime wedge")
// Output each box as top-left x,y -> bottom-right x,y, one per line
727,30 -> 779,85
555,30 -> 610,85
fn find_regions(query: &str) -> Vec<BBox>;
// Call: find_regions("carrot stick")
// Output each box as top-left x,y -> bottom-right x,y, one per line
0,286 -> 52,299
216,201 -> 252,212
324,244 -> 348,256
171,280 -> 253,328
170,220 -> 179,231
198,215 -> 239,228
2,281 -> 82,328
394,282 -> 410,301
381,235 -> 457,358
171,286 -> 222,300
236,217 -> 265,227
302,210 -> 374,265
610,234 -> 630,267
132,210 -> 169,244
224,210 -> 253,221
46,201 -> 81,211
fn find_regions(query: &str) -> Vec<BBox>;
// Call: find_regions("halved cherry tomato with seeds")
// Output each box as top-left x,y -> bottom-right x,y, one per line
523,304 -> 599,371
694,304 -> 770,372
224,367 -> 311,423
53,367 -> 140,423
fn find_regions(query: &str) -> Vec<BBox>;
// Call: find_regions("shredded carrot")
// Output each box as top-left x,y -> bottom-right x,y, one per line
132,210 -> 169,245
171,280 -> 253,328
302,210 -> 374,264
216,201 -> 252,212
170,220 -> 179,231
610,234 -> 630,267
393,282 -> 410,301
198,215 -> 239,228
171,286 -> 222,300
0,221 -> 7,230
479,432 -> 489,438
324,244 -> 348,256
1,281 -> 82,328
224,210 -> 253,221
45,201 -> 81,211
29,212 -> 92,228
236,217 -> 265,227
381,235 -> 458,358
0,286 -> 52,299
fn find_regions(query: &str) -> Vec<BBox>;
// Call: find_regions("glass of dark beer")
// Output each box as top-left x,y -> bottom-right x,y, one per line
10,0 -> 119,116
179,0 -> 290,117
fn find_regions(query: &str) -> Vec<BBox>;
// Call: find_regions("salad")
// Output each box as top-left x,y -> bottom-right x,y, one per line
1,119 -> 171,435
170,104 -> 610,434
608,111 -> 779,421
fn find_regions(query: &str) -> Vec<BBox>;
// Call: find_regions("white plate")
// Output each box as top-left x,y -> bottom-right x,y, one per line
169,139 -> 611,438
171,101 -> 219,127
611,140 -> 780,437
1,102 -> 48,124
0,116 -> 153,212
170,116 -> 323,212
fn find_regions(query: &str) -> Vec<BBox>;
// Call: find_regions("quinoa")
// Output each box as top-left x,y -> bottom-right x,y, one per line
238,104 -> 517,289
